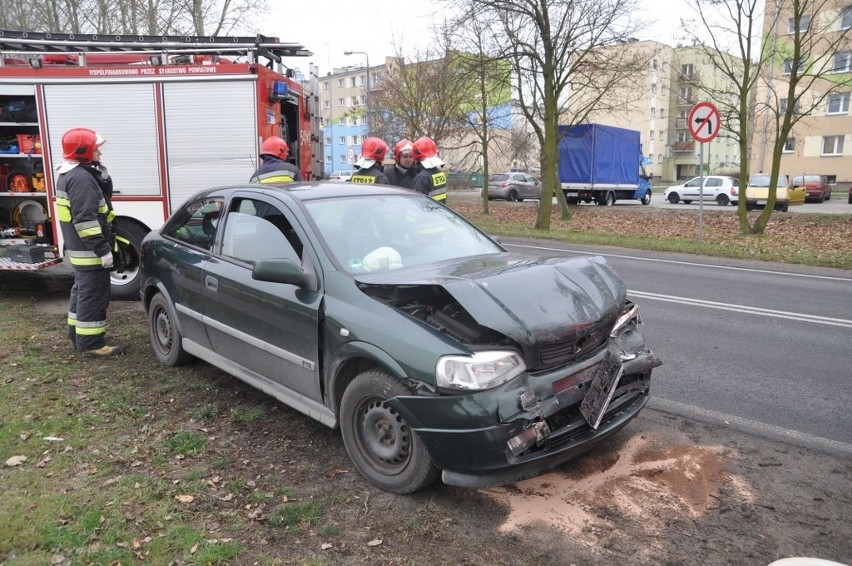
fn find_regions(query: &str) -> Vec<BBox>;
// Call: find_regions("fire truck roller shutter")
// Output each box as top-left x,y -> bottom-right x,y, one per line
162,81 -> 258,211
42,83 -> 161,197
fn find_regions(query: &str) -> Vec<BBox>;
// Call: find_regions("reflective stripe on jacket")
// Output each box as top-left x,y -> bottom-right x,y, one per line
56,162 -> 114,270
250,156 -> 303,184
413,168 -> 447,202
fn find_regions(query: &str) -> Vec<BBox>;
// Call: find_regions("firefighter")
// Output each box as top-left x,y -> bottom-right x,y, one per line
384,138 -> 418,189
411,136 -> 447,203
349,137 -> 390,184
55,128 -> 123,358
250,137 -> 303,183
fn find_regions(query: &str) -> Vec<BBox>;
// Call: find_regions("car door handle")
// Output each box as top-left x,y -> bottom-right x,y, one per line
205,276 -> 218,292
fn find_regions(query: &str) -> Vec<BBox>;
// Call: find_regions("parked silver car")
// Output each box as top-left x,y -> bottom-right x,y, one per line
485,172 -> 542,202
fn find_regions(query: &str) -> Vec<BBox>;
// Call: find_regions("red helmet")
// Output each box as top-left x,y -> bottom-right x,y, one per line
393,138 -> 413,162
261,137 -> 289,159
360,137 -> 388,163
62,128 -> 105,163
411,136 -> 438,161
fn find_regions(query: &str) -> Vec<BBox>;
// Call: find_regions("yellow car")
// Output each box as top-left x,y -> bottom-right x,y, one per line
745,174 -> 806,212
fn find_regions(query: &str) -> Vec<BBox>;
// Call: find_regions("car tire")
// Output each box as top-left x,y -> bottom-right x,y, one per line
641,190 -> 651,205
779,202 -> 789,212
507,190 -> 518,202
148,293 -> 193,366
340,370 -> 439,494
517,198 -> 524,202
110,220 -> 148,301
826,189 -> 831,201
667,193 -> 680,204
683,200 -> 692,204
716,194 -> 730,206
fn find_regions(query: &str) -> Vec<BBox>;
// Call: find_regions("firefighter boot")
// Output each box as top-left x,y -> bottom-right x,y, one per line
81,344 -> 125,358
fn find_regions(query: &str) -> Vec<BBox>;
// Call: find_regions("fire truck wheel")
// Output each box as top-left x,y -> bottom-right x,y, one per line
110,221 -> 148,301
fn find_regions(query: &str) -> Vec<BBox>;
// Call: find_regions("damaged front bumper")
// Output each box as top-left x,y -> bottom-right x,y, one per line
387,345 -> 661,489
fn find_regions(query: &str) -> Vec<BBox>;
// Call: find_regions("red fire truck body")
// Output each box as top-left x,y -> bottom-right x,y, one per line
0,31 -> 322,299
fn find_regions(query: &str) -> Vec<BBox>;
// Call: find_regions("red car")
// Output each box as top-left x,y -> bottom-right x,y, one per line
791,175 -> 832,203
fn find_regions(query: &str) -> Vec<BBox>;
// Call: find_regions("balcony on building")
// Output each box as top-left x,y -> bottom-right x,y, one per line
672,140 -> 695,152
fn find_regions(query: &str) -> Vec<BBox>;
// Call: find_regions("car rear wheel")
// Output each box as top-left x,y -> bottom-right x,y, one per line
667,192 -> 680,204
716,194 -> 730,206
507,190 -> 518,202
340,370 -> 439,494
148,293 -> 192,366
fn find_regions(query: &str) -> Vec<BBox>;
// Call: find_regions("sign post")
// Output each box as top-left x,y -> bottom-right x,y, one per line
688,102 -> 721,246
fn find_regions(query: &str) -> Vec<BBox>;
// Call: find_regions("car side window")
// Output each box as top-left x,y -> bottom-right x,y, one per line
221,198 -> 302,265
685,178 -> 701,187
163,197 -> 224,252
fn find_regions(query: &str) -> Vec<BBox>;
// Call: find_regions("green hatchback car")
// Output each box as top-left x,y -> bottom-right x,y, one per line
140,182 -> 661,493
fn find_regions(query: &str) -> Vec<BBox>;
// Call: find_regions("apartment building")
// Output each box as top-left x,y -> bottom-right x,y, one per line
751,1 -> 852,188
580,40 -> 742,183
316,60 -> 387,177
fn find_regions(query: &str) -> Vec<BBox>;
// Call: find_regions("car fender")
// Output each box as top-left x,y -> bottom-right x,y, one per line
141,278 -> 189,338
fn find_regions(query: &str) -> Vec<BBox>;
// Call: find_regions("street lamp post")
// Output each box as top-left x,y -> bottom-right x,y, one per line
343,50 -> 370,134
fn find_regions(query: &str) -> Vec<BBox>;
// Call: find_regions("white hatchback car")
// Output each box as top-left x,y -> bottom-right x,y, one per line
664,175 -> 740,206
329,170 -> 354,182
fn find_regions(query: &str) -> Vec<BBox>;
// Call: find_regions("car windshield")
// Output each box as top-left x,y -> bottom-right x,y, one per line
305,194 -> 504,273
749,175 -> 771,187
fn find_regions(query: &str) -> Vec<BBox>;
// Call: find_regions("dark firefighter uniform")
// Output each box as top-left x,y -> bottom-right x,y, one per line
384,163 -> 419,189
250,156 -> 303,184
350,163 -> 389,185
413,167 -> 447,202
56,162 -> 116,351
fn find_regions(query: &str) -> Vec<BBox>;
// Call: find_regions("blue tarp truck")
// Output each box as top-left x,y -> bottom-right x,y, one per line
558,124 -> 653,206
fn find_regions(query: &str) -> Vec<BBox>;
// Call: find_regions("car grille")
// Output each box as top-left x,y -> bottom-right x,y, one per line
537,317 -> 614,370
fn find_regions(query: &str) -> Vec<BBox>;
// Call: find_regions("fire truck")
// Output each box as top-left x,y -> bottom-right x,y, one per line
0,30 -> 323,299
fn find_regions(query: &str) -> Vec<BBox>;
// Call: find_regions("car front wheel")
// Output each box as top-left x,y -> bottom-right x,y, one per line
667,192 -> 680,204
148,293 -> 192,366
641,190 -> 652,205
340,370 -> 439,494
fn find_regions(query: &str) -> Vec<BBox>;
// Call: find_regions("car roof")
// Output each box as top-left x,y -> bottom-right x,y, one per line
190,181 -> 413,204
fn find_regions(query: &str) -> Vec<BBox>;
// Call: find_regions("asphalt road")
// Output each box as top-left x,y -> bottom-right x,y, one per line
501,238 -> 852,457
471,188 -> 852,214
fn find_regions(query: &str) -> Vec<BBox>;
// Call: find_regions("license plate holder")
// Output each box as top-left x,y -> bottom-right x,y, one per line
756,200 -> 766,205
580,352 -> 624,430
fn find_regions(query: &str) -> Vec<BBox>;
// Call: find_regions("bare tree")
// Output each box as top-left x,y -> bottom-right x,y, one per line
749,0 -> 851,233
0,0 -> 267,36
370,39 -> 478,152
458,0 -> 649,230
445,9 -> 514,214
682,0 -> 767,234
686,0 -> 851,234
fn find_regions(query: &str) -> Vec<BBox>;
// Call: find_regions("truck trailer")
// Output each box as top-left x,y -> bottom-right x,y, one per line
0,29 -> 322,299
559,124 -> 652,207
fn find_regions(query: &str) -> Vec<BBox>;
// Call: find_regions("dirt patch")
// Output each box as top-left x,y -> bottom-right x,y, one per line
486,435 -> 752,542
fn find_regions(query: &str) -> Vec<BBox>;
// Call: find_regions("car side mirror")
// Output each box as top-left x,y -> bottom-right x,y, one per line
252,258 -> 304,285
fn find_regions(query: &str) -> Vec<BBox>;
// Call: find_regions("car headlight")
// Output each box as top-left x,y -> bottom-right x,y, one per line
436,351 -> 526,391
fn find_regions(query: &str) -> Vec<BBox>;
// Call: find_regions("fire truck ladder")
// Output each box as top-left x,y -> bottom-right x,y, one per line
0,29 -> 312,68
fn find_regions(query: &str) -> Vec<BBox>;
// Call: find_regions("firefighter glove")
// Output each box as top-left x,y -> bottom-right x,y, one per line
100,253 -> 114,269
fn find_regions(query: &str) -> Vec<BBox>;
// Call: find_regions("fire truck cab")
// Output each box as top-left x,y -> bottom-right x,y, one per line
0,30 -> 323,299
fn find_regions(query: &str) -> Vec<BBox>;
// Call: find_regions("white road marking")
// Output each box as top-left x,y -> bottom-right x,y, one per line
649,398 -> 852,458
504,243 -> 852,282
627,290 -> 852,329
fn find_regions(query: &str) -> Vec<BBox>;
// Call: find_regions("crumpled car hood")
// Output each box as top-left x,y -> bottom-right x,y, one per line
356,253 -> 626,347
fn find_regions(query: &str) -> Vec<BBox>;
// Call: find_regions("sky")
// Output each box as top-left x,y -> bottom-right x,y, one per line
269,0 -> 698,77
